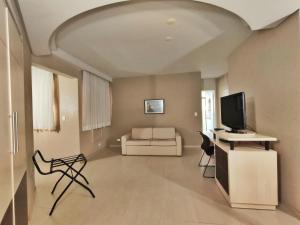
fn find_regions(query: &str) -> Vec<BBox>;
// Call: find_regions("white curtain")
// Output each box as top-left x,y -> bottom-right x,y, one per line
32,66 -> 56,131
82,71 -> 111,131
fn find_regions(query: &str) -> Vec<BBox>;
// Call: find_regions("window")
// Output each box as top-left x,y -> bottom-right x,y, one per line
32,66 -> 60,132
82,71 -> 111,131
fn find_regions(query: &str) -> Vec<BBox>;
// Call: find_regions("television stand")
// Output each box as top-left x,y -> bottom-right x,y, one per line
214,130 -> 277,150
225,129 -> 254,134
213,141 -> 278,210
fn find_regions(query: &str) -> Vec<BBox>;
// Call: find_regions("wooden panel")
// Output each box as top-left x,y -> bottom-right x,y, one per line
228,151 -> 278,205
0,6 -> 27,225
7,14 -> 26,194
8,12 -> 23,68
0,202 -> 13,225
10,54 -> 27,193
0,31 -> 13,224
215,145 -> 229,194
15,172 -> 28,225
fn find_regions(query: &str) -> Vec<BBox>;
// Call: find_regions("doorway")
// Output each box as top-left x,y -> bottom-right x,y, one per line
201,90 -> 216,132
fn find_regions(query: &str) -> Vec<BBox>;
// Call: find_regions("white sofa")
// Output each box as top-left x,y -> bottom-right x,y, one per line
121,127 -> 182,156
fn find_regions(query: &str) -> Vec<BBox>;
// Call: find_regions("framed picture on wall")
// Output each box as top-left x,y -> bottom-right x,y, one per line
144,99 -> 165,114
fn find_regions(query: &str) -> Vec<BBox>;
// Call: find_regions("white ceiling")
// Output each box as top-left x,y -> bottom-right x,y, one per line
55,1 -> 251,78
17,0 -> 300,79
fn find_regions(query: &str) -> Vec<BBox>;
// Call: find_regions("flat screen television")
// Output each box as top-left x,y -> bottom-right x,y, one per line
221,92 -> 246,132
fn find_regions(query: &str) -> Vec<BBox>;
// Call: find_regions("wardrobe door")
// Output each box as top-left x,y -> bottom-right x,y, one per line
0,38 -> 13,225
7,9 -> 27,196
0,3 -> 13,225
6,8 -> 27,225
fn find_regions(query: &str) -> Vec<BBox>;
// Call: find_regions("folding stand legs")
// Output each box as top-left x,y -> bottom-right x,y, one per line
51,157 -> 89,195
49,159 -> 95,216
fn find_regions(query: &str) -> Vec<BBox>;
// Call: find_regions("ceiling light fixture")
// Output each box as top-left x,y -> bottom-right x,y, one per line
165,36 -> 173,41
166,18 -> 176,25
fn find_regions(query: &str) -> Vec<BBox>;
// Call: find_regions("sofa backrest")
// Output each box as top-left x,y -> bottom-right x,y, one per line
153,128 -> 175,139
131,127 -> 176,139
132,128 -> 153,139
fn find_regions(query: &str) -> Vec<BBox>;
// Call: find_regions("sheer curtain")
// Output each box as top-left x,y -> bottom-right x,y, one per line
32,66 -> 60,131
82,71 -> 111,131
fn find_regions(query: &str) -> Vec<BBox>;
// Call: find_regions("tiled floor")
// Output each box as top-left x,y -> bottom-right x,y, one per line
29,148 -> 300,225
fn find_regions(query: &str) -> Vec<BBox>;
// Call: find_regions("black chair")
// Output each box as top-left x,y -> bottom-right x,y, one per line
198,131 -> 215,178
32,150 -> 96,215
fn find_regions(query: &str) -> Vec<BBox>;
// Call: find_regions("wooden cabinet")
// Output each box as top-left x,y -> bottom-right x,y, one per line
0,203 -> 13,225
7,10 -> 27,197
0,2 -> 28,225
0,12 -> 13,225
214,141 -> 278,210
215,145 -> 229,194
14,174 -> 28,225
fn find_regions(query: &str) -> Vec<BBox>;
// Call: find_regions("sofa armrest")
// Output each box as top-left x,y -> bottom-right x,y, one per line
175,132 -> 182,156
121,133 -> 131,155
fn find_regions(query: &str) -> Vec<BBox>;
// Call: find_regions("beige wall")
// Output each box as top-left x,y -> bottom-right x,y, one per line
33,75 -> 80,159
228,12 -> 300,216
215,74 -> 229,127
109,73 -> 202,147
32,55 -> 111,156
202,78 -> 216,91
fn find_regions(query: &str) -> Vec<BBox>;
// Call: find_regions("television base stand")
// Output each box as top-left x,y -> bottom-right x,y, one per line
213,130 -> 276,150
225,129 -> 253,134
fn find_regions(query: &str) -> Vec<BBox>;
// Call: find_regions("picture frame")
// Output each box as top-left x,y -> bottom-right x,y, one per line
144,99 -> 165,114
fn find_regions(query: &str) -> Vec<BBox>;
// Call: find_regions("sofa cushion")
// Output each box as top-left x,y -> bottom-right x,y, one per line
132,128 -> 152,139
150,139 -> 176,146
153,128 -> 175,139
126,140 -> 151,146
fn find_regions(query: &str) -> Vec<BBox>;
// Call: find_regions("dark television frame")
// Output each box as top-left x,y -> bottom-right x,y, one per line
221,92 -> 246,132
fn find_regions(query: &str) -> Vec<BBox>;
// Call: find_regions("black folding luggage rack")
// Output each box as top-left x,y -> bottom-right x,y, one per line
32,150 -> 96,215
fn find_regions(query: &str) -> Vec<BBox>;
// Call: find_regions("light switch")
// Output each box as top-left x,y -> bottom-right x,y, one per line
194,112 -> 198,117
62,115 -> 66,121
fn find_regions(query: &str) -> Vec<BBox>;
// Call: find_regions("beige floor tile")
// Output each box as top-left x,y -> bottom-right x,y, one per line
29,148 -> 300,225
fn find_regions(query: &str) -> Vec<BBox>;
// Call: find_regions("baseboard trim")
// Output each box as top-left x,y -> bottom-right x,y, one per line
183,145 -> 201,149
109,144 -> 121,148
109,144 -> 200,149
279,203 -> 300,220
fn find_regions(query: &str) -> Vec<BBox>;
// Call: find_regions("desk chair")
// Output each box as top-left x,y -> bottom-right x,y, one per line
32,150 -> 95,215
198,131 -> 215,178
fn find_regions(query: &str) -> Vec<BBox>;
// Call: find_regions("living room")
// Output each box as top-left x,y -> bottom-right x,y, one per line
1,1 -> 300,225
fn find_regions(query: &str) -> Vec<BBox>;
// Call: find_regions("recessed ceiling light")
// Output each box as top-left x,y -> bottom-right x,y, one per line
165,36 -> 173,41
166,18 -> 176,25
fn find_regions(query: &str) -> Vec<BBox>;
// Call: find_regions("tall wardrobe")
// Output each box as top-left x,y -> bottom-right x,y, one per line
0,1 -> 28,225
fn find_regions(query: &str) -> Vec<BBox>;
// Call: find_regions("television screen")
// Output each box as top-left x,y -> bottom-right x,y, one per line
221,92 -> 246,131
